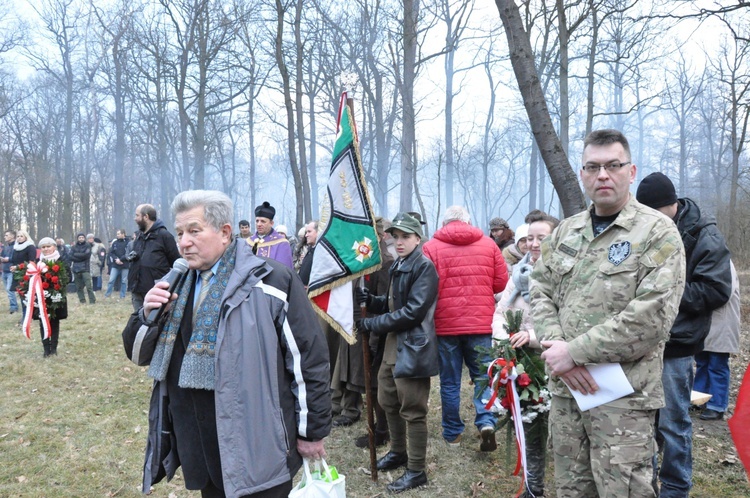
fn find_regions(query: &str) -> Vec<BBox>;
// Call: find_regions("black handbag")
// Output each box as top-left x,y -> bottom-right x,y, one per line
393,331 -> 439,379
122,312 -> 161,366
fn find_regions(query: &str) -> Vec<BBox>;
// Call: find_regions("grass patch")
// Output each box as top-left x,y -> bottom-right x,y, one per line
0,280 -> 748,497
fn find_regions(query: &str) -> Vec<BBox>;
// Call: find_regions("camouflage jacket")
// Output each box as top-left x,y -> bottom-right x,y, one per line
530,196 -> 685,410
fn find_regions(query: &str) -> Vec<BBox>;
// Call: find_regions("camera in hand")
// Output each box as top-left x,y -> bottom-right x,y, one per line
126,250 -> 140,262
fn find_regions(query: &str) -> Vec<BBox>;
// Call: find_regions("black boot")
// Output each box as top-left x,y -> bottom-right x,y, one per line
50,330 -> 59,356
49,319 -> 60,355
376,451 -> 408,471
387,469 -> 427,493
42,339 -> 51,358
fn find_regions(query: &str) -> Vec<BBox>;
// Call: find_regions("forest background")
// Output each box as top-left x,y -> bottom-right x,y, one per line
0,0 -> 748,259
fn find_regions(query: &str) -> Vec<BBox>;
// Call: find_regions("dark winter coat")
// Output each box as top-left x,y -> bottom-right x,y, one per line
70,241 -> 92,273
11,243 -> 37,267
108,238 -> 130,269
128,220 -> 180,295
666,197 -> 732,357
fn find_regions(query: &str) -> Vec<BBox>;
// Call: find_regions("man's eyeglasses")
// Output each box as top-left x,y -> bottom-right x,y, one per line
582,162 -> 630,174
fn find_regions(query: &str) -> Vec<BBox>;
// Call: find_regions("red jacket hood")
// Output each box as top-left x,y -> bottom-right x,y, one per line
433,221 -> 484,245
422,222 -> 509,336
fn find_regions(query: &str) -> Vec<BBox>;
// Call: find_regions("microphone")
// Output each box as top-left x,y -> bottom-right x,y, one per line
146,258 -> 190,324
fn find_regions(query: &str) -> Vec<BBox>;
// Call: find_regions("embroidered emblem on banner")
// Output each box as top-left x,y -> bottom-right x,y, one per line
608,241 -> 631,266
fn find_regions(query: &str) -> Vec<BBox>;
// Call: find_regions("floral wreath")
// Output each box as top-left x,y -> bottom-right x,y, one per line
14,260 -> 69,320
477,309 -> 550,497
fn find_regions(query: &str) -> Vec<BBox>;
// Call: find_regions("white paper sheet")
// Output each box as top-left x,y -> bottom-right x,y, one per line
562,363 -> 635,411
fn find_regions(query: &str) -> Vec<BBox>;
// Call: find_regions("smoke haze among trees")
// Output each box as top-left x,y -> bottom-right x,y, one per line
0,0 -> 748,258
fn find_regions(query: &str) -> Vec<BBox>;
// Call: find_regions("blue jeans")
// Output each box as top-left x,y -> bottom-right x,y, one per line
694,351 -> 730,412
656,355 -> 693,497
2,272 -> 18,311
105,267 -> 129,298
437,334 -> 496,441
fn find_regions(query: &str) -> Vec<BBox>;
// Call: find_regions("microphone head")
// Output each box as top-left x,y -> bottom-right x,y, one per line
173,258 -> 190,274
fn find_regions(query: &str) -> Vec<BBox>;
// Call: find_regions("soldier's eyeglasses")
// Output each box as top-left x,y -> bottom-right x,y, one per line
582,162 -> 630,174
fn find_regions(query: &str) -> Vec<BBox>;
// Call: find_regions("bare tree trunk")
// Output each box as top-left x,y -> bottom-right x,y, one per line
294,0 -> 312,222
248,92 -> 257,214
275,0 -> 303,228
585,0 -> 598,136
495,0 -> 585,217
61,21 -> 75,242
307,70 -> 319,218
112,40 -> 126,233
444,43 -> 455,207
399,0 -> 418,212
529,137 -> 538,211
556,0 -> 569,155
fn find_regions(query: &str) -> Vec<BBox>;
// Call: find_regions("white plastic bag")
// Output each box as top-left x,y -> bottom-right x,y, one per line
288,458 -> 346,498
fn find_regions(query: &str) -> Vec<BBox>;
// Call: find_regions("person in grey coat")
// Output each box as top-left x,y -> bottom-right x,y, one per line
122,190 -> 331,498
694,260 -> 741,420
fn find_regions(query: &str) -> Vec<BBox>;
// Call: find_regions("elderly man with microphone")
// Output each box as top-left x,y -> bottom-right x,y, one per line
123,190 -> 331,498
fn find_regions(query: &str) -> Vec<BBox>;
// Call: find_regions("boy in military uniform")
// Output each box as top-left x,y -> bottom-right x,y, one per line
355,212 -> 439,493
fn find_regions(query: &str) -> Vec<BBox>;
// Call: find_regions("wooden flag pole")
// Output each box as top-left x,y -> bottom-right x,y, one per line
349,92 -> 378,481
359,278 -> 378,482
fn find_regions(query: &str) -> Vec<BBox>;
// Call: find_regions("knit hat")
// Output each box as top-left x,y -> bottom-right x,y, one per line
38,237 -> 56,248
489,217 -> 509,230
514,223 -> 529,244
86,233 -> 95,240
386,212 -> 424,239
254,201 -> 275,220
77,232 -> 86,239
636,172 -> 678,209
276,224 -> 288,236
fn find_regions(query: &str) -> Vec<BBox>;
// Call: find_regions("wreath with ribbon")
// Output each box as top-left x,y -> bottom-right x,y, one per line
477,309 -> 550,497
14,260 -> 69,339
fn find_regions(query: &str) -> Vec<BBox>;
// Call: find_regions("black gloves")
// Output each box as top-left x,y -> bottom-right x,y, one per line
355,319 -> 369,333
355,287 -> 371,307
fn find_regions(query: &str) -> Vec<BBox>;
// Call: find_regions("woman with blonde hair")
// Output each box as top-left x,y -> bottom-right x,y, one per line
20,237 -> 69,357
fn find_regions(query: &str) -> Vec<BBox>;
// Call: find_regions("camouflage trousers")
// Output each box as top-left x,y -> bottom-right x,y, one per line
550,396 -> 657,498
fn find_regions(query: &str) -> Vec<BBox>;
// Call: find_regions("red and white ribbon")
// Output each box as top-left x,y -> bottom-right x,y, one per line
486,358 -> 530,498
21,262 -> 52,340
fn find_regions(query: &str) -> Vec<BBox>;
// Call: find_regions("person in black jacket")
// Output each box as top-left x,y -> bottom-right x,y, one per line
637,172 -> 732,498
55,237 -> 71,265
355,212 -> 439,493
129,204 -> 180,311
1,230 -> 19,314
70,233 -> 96,304
9,230 -> 37,317
105,229 -> 130,299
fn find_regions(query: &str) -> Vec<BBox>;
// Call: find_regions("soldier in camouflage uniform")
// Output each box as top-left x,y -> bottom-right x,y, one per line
530,129 -> 686,498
